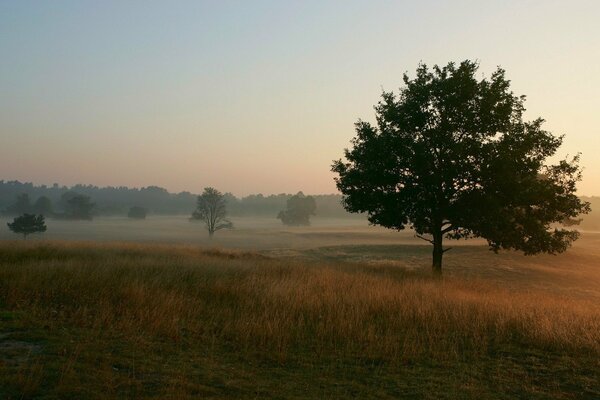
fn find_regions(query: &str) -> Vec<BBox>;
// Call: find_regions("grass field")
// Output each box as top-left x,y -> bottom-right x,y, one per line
1,228 -> 599,399
0,216 -> 402,250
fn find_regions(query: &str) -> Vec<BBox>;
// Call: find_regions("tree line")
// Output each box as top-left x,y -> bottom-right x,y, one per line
0,181 -> 357,219
6,189 -> 319,239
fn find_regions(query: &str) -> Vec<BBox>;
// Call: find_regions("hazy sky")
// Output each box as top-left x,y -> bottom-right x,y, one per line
1,1 -> 599,196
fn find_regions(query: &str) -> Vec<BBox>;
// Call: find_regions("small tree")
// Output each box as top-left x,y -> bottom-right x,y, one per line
277,192 -> 317,226
332,60 -> 590,274
191,187 -> 232,238
127,206 -> 147,219
7,214 -> 47,239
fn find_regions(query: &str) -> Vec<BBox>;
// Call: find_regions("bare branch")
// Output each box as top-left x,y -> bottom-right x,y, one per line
415,234 -> 434,244
215,221 -> 233,231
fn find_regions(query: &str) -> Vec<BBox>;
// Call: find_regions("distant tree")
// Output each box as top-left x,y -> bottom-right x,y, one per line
33,196 -> 53,216
128,206 -> 147,219
277,192 -> 317,226
191,187 -> 232,238
332,60 -> 590,274
6,193 -> 32,215
61,192 -> 95,220
7,214 -> 47,239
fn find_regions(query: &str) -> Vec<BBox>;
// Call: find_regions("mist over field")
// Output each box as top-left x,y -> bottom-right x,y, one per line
2,187 -> 600,398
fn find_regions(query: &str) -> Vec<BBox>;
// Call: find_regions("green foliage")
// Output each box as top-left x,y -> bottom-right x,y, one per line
127,206 -> 147,219
332,60 -> 590,272
191,187 -> 233,237
277,192 -> 317,226
33,196 -> 53,216
4,194 -> 53,217
6,214 -> 47,238
6,193 -> 32,215
61,192 -> 95,220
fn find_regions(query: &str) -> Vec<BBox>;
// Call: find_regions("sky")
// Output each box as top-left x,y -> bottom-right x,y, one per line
1,0 -> 599,196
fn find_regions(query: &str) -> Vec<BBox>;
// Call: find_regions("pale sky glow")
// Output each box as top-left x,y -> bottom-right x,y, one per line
1,1 -> 599,196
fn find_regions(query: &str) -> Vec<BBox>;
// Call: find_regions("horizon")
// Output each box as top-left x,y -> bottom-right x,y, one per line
0,177 -> 343,198
2,177 -> 600,200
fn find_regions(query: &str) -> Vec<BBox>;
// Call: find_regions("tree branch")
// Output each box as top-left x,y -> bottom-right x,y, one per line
442,247 -> 453,253
442,225 -> 454,234
215,221 -> 233,231
415,234 -> 434,244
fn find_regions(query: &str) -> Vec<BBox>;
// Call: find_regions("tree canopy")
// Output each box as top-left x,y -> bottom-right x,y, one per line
61,192 -> 95,220
332,60 -> 590,273
191,187 -> 233,237
7,214 -> 47,239
6,193 -> 32,215
33,196 -> 53,216
277,192 -> 317,226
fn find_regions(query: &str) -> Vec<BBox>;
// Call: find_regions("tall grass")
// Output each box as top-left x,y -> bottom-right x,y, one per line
1,240 -> 598,366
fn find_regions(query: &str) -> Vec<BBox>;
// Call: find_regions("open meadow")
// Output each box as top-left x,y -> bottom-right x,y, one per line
1,217 -> 599,399
0,215 -> 397,250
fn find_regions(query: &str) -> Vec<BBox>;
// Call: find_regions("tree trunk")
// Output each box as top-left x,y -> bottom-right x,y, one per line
208,230 -> 214,239
432,230 -> 443,275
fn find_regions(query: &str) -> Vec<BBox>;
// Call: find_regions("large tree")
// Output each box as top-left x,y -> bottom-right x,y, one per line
191,187 -> 233,238
332,60 -> 590,274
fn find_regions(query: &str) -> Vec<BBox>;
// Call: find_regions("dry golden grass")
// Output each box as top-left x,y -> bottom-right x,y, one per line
1,240 -> 599,399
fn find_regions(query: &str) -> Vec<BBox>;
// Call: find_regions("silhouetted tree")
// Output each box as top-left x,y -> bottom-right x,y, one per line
332,60 -> 590,274
7,214 -> 47,239
61,192 -> 95,220
277,192 -> 317,226
191,187 -> 232,238
33,196 -> 53,216
128,206 -> 147,219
